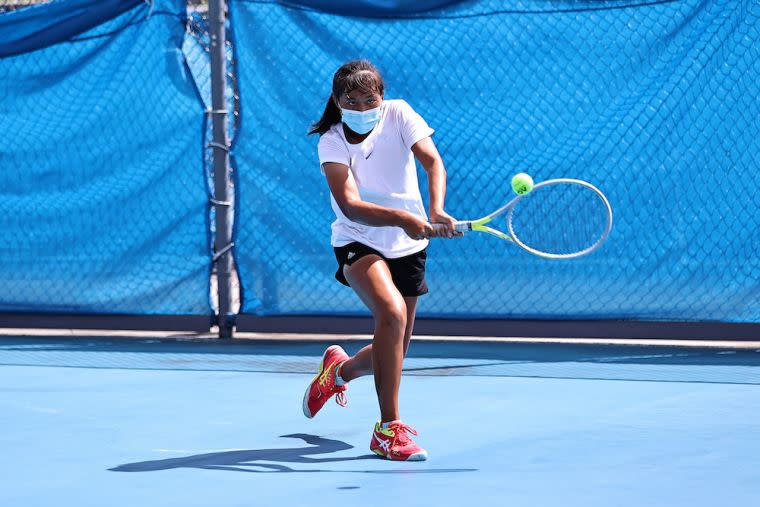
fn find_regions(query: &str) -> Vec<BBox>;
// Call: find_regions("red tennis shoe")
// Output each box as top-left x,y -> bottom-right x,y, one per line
370,421 -> 428,461
302,345 -> 349,418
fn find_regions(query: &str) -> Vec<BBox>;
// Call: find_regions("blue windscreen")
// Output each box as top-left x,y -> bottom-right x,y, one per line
0,0 -> 211,315
231,0 -> 760,321
275,0 -> 466,17
0,0 -> 142,57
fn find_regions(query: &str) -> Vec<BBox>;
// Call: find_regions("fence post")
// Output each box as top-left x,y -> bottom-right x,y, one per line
208,0 -> 234,338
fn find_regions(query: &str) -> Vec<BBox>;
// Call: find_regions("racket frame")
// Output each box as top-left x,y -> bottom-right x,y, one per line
451,178 -> 613,259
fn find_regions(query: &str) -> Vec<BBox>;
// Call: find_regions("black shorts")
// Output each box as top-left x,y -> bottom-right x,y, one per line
333,242 -> 428,297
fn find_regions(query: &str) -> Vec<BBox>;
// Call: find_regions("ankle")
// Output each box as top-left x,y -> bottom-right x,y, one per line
335,362 -> 348,386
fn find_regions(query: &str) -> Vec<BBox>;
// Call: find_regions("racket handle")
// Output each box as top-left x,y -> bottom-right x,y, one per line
432,221 -> 471,233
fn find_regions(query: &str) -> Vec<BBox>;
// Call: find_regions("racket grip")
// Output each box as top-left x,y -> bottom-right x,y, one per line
454,221 -> 470,233
432,221 -> 470,233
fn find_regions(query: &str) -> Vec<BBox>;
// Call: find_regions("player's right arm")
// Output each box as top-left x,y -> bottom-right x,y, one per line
322,162 -> 435,240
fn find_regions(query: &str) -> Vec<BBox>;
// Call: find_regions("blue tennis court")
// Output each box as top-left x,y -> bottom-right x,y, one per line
2,334 -> 759,506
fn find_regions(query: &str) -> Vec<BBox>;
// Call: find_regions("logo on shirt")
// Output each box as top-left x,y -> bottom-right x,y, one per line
347,251 -> 356,260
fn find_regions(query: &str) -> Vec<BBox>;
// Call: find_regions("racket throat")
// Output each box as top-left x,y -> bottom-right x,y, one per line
454,217 -> 493,232
468,218 -> 492,233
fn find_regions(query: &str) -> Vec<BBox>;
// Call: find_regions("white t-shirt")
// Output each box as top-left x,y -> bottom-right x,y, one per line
317,99 -> 434,259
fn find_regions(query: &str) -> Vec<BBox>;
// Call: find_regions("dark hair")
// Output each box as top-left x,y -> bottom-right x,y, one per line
308,59 -> 385,136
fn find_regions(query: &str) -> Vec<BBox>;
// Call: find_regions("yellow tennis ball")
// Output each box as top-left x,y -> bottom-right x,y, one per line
512,173 -> 534,195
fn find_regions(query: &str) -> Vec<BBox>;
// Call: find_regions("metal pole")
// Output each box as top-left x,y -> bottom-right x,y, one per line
208,0 -> 234,338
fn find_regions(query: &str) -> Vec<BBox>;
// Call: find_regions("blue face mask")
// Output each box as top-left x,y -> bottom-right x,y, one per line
340,105 -> 382,135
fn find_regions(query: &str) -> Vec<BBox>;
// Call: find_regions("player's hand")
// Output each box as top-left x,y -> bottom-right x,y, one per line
429,209 -> 463,239
401,214 -> 435,241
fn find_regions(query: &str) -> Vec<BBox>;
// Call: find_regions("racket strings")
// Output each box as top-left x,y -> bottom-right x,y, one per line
507,183 -> 610,256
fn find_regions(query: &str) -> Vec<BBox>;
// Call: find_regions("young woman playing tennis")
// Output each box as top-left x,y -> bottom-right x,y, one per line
302,60 -> 459,461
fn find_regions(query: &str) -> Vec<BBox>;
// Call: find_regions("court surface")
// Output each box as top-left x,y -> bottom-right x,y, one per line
1,333 -> 759,507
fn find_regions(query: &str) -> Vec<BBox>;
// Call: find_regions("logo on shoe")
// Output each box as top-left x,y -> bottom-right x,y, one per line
372,433 -> 391,452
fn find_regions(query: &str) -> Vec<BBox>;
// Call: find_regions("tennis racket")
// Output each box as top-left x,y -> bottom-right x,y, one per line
434,178 -> 613,259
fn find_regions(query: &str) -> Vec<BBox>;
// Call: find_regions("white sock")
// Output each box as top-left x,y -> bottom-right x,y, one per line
381,420 -> 400,429
335,363 -> 347,386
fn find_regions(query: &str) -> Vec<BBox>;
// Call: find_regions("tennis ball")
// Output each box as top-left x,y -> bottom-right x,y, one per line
511,173 -> 534,195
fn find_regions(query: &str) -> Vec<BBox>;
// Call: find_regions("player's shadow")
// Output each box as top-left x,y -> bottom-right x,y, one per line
110,434 -> 475,474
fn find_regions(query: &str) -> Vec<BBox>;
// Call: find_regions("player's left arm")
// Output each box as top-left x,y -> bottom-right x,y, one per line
412,137 -> 460,238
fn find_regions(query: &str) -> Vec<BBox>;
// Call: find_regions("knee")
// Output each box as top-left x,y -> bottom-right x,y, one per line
375,299 -> 407,335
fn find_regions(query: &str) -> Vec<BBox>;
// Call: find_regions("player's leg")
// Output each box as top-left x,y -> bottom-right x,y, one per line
402,296 -> 418,355
303,245 -> 409,419
338,296 -> 417,382
342,256 -> 427,461
341,254 -> 407,423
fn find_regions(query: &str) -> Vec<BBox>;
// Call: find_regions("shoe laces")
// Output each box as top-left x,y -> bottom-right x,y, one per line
388,422 -> 418,446
317,360 -> 347,407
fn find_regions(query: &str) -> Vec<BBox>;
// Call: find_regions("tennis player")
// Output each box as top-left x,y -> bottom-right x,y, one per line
303,60 -> 459,461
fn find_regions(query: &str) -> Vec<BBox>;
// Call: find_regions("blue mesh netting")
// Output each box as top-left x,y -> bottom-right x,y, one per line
0,0 -> 212,314
231,0 -> 760,321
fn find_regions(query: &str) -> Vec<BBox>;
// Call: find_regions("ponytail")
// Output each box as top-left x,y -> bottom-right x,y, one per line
308,96 -> 341,136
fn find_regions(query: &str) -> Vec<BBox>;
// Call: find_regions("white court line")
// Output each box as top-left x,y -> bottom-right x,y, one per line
153,449 -> 250,453
0,328 -> 758,349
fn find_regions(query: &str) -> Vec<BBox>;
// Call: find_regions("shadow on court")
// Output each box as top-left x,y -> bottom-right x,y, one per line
110,434 -> 476,474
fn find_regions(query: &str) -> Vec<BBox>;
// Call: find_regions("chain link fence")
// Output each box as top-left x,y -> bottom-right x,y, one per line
0,0 -> 211,314
0,0 -> 51,13
231,0 -> 760,321
184,0 -> 242,315
2,0 -> 758,323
